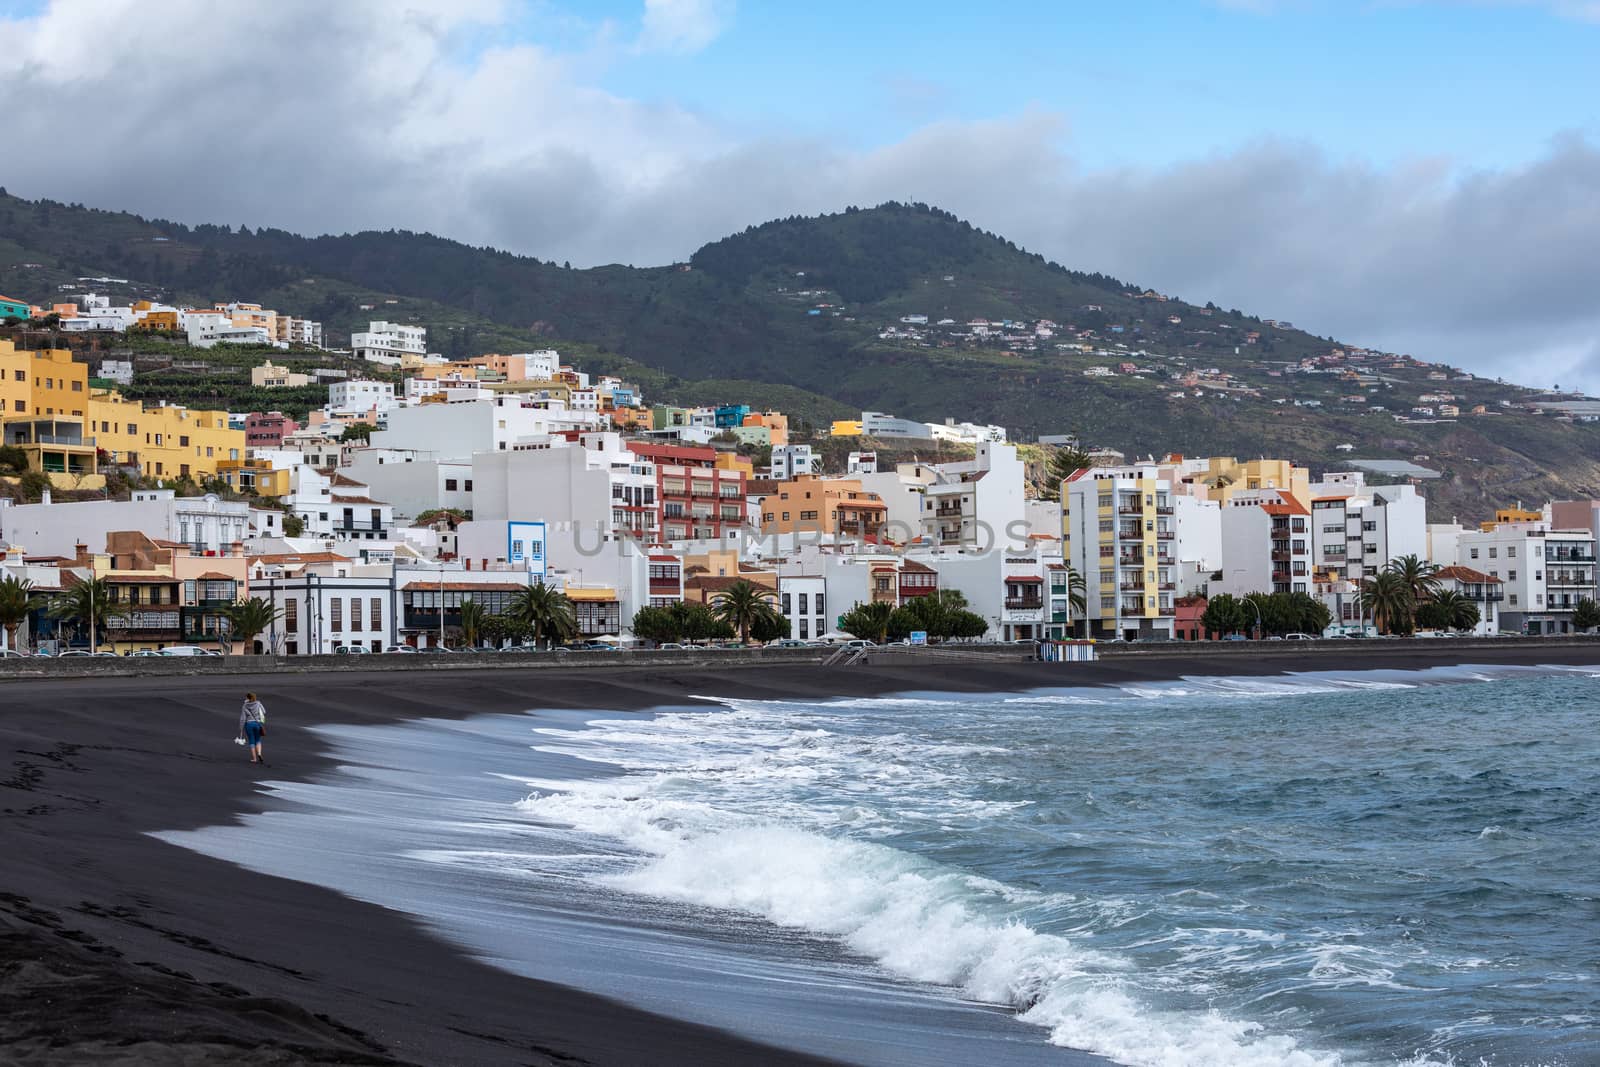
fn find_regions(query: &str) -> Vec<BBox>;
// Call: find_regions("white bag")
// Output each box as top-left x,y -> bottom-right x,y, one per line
234,737 -> 247,746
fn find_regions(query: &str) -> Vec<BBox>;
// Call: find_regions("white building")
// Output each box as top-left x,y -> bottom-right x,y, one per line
351,321 -> 426,365
471,433 -> 659,544
1308,474 -> 1428,590
96,359 -> 134,385
1455,522 -> 1597,635
343,448 -> 473,524
247,552 -> 397,654
770,444 -> 818,481
777,573 -> 828,641
1213,493 -> 1313,598
329,379 -> 397,413
371,396 -> 598,461
918,442 -> 1027,551
0,490 -> 251,558
282,469 -> 395,542
1433,566 -> 1503,635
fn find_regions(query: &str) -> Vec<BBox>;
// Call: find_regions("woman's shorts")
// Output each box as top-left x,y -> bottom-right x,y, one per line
244,721 -> 263,745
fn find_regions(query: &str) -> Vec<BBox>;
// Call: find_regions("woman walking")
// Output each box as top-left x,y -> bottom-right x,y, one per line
238,692 -> 268,764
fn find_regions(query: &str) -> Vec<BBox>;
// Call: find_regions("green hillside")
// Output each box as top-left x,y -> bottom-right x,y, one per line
2,190 -> 1597,521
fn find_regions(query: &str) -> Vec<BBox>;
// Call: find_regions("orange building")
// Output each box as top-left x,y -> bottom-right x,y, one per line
741,410 -> 789,446
758,475 -> 888,538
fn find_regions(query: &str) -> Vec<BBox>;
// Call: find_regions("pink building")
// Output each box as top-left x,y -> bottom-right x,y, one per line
245,411 -> 300,449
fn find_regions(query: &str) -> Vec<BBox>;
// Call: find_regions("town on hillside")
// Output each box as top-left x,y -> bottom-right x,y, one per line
1,295 -> 1597,655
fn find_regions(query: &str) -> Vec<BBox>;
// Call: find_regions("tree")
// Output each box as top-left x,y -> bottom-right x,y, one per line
507,580 -> 577,648
839,600 -> 894,643
0,444 -> 28,473
1040,444 -> 1092,501
281,512 -> 305,537
1286,591 -> 1332,635
1420,590 -> 1479,632
670,601 -> 734,643
457,596 -> 486,647
1385,555 -> 1441,626
749,610 -> 791,644
0,575 -> 45,651
48,577 -> 128,653
1061,564 -> 1087,636
17,469 -> 52,503
1360,571 -> 1415,635
630,605 -> 681,645
1201,592 -> 1248,638
1573,597 -> 1600,632
223,596 -> 281,653
341,422 -> 376,443
711,579 -> 781,644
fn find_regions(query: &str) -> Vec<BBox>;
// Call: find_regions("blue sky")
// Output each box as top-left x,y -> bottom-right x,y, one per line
579,1 -> 1599,170
1,0 -> 1598,387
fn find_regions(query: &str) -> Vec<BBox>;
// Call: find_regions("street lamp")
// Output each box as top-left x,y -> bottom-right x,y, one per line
438,563 -> 446,649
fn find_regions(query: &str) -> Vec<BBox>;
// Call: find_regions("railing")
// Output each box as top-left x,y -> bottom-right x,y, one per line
1156,530 -> 1174,540
1156,505 -> 1174,515
1005,597 -> 1044,610
1117,505 -> 1143,514
1270,550 -> 1291,562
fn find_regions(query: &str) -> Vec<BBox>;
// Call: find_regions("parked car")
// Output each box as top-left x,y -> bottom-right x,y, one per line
58,649 -> 94,657
333,645 -> 370,654
498,644 -> 538,653
842,639 -> 877,650
1221,634 -> 1249,642
1283,632 -> 1319,641
417,646 -> 455,654
160,646 -> 220,656
656,642 -> 689,650
382,645 -> 418,654
0,649 -> 27,658
766,639 -> 808,648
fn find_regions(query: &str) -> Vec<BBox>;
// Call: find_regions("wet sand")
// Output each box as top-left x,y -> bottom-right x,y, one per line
4,648 -> 1597,1065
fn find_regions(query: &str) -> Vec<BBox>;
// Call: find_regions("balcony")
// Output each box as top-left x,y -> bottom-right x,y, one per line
1117,526 -> 1143,539
1158,607 -> 1177,617
1118,582 -> 1144,591
1272,569 -> 1290,582
1156,505 -> 1174,515
1271,549 -> 1291,562
1546,552 -> 1596,562
1117,505 -> 1143,515
1158,582 -> 1176,591
1005,597 -> 1044,610
1156,530 -> 1174,540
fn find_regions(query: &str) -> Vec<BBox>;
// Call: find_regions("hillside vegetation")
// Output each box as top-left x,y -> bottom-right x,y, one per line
2,190 -> 1597,521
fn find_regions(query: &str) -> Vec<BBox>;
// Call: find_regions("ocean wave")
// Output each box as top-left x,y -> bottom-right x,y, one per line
519,782 -> 1365,1067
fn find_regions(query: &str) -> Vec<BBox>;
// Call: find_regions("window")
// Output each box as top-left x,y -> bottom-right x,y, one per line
179,436 -> 189,447
798,593 -> 809,614
1508,570 -> 1517,581
371,597 -> 382,630
285,599 -> 298,630
782,593 -> 792,615
330,599 -> 342,632
71,380 -> 82,392
1470,548 -> 1479,559
445,479 -> 458,491
815,593 -> 824,617
1508,547 -> 1517,558
799,510 -> 818,521
1509,594 -> 1518,606
350,598 -> 362,632
798,619 -> 809,639
464,480 -> 473,492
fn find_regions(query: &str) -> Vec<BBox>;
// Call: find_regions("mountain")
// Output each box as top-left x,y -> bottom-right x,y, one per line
2,190 -> 1598,521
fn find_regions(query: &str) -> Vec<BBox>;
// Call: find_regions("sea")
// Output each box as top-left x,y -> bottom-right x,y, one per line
157,663 -> 1600,1067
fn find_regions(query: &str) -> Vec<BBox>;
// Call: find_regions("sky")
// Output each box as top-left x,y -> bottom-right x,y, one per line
1,0 -> 1598,390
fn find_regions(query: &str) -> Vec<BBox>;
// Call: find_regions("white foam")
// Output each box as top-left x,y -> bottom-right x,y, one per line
519,779 -> 1366,1067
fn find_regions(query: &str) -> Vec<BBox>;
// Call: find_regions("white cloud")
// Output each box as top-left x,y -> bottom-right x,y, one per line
636,0 -> 733,53
0,0 -> 1597,390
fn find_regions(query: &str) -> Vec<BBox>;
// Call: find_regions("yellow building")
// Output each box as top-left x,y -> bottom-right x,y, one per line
1481,506 -> 1543,531
86,391 -> 244,480
0,341 -> 90,419
830,419 -> 864,437
132,307 -> 181,332
216,457 -> 292,497
1195,457 -> 1310,508
714,452 -> 754,477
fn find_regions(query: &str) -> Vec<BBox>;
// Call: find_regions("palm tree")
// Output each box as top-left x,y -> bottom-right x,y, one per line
48,576 -> 128,654
1360,571 -> 1414,635
1385,554 -> 1441,624
223,596 -> 281,654
1062,564 -> 1087,637
457,596 -> 486,648
711,579 -> 780,645
839,600 -> 895,644
0,575 -> 46,652
507,580 -> 577,649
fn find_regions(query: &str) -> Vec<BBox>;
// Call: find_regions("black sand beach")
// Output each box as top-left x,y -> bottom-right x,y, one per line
4,646 -> 1598,1065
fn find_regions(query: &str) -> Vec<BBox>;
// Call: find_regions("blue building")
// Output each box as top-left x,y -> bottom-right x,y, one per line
714,404 -> 751,429
0,294 -> 31,321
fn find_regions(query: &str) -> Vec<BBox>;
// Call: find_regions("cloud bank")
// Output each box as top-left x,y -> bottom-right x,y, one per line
1,0 -> 1596,389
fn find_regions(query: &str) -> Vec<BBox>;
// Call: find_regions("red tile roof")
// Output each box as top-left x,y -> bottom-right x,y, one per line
1436,565 -> 1502,584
